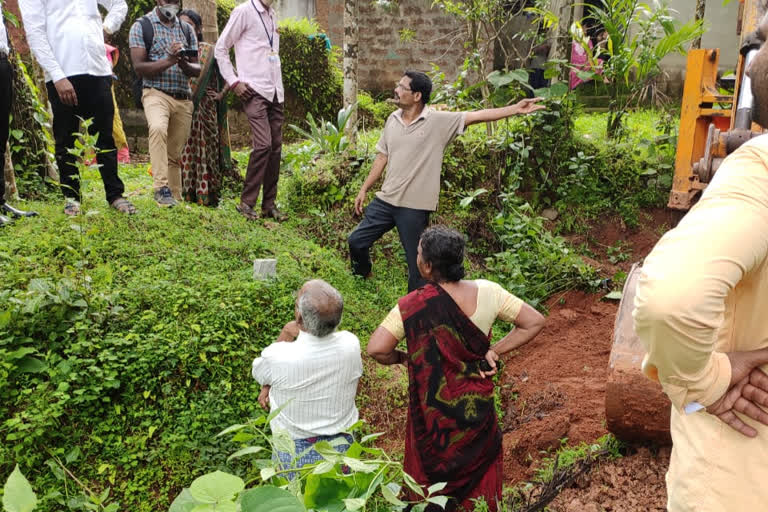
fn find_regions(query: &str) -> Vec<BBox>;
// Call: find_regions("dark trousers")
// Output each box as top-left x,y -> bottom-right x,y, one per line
0,55 -> 11,205
241,93 -> 283,211
47,74 -> 124,204
348,197 -> 430,292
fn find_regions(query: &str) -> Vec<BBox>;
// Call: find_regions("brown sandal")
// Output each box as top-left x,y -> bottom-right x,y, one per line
110,198 -> 137,215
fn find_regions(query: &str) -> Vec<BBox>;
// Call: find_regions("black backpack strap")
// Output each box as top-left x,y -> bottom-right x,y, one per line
179,19 -> 192,47
139,16 -> 154,53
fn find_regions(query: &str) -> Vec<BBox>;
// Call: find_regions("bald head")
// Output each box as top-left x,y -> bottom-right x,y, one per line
296,280 -> 343,337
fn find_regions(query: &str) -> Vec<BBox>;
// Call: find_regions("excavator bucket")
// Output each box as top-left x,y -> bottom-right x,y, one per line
605,264 -> 672,443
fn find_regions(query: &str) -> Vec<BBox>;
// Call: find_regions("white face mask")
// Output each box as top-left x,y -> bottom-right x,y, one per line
159,3 -> 180,19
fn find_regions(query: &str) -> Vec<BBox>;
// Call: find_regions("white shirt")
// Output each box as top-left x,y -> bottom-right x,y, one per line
19,0 -> 127,82
0,1 -> 9,54
252,330 -> 362,439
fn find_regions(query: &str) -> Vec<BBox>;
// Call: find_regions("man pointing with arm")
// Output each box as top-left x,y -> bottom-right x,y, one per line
348,70 -> 543,292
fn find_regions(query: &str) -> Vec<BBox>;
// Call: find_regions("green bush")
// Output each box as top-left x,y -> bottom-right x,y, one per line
358,91 -> 397,129
279,18 -> 343,138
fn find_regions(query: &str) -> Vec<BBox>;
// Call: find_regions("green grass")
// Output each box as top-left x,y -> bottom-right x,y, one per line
574,109 -> 669,143
0,161 -> 410,511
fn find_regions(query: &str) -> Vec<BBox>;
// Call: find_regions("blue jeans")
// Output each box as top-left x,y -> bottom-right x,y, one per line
273,433 -> 354,480
348,197 -> 430,292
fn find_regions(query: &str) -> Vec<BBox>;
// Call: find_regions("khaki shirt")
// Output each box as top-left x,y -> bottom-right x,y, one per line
375,107 -> 465,211
633,135 -> 768,511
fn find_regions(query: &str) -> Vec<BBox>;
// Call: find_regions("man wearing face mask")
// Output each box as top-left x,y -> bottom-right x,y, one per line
215,0 -> 285,221
19,0 -> 136,216
129,0 -> 200,207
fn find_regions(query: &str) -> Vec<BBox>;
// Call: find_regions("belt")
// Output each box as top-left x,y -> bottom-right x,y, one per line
145,87 -> 190,101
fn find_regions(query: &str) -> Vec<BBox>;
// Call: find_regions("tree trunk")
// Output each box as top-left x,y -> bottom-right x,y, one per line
3,143 -> 18,202
548,0 -> 575,83
343,0 -> 359,145
181,0 -> 220,42
692,0 -> 706,49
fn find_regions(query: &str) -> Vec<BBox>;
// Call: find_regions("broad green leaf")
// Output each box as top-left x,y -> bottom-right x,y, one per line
604,291 -> 623,300
240,486 -> 305,512
427,495 -> 449,508
272,428 -> 295,457
359,432 -> 384,444
380,483 -> 405,506
217,423 -> 247,437
226,446 -> 264,462
427,482 -> 447,494
304,474 -> 351,509
260,467 -> 276,481
3,465 -> 38,512
341,457 -> 376,473
342,498 -> 366,511
17,357 -> 46,373
188,471 -> 244,504
168,488 -> 199,512
402,472 -> 424,498
312,441 -> 342,461
190,505 -> 215,512
310,461 -> 335,474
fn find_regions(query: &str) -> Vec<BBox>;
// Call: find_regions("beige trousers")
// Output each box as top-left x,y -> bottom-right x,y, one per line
142,88 -> 193,199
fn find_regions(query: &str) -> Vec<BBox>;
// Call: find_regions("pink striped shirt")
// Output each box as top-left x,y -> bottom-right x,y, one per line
215,0 -> 284,103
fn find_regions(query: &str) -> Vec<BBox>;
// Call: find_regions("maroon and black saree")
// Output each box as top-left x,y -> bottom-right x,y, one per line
399,283 -> 503,512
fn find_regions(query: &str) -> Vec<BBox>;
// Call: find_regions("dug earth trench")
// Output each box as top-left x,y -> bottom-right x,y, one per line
359,208 -> 677,508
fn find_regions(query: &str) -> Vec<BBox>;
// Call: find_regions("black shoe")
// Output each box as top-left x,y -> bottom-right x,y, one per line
0,214 -> 11,226
2,203 -> 38,218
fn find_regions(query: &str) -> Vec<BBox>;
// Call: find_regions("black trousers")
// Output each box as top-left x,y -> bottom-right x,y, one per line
0,55 -> 11,205
46,74 -> 124,204
348,197 -> 430,292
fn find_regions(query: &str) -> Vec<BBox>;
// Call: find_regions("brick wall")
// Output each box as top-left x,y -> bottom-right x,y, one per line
315,0 -> 467,93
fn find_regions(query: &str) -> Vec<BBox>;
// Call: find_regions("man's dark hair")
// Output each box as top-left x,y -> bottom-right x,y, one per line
404,70 -> 432,105
419,226 -> 465,282
179,9 -> 203,40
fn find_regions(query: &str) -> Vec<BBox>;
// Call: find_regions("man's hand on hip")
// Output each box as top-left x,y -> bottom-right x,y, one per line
706,350 -> 768,437
354,190 -> 367,216
54,79 -> 78,106
258,385 -> 271,409
233,82 -> 256,102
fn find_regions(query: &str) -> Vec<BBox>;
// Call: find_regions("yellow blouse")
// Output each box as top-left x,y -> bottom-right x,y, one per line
380,279 -> 523,339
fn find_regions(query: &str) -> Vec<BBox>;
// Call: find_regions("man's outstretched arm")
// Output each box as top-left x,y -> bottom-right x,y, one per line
464,98 -> 545,126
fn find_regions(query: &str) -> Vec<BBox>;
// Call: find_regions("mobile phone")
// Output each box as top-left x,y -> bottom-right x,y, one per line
178,48 -> 197,59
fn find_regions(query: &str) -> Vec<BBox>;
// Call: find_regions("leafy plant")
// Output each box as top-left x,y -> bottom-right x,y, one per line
573,0 -> 705,137
170,418 -> 448,512
289,103 -> 358,155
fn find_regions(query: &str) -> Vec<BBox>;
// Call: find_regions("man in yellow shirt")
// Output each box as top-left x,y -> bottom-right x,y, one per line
633,14 -> 768,511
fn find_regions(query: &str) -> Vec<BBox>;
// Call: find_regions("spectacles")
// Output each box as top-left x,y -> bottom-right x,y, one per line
395,82 -> 412,92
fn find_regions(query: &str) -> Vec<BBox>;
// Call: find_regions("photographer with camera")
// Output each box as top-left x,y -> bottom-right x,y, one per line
129,0 -> 200,207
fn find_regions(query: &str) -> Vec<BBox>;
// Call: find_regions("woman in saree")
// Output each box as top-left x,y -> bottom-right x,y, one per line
178,10 -> 238,206
367,226 -> 546,511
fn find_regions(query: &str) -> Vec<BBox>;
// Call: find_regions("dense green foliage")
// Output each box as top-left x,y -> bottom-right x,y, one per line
0,103 -> 676,510
279,18 -> 343,136
0,158 -> 409,510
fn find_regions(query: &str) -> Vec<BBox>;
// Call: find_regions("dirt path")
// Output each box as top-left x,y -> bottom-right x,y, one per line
360,209 -> 677,509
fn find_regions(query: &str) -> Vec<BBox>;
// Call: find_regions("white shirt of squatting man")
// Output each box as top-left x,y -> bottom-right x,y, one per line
0,0 -> 9,55
252,330 -> 363,440
18,0 -> 127,82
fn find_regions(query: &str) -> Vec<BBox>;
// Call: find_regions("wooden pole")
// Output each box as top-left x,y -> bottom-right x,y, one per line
692,0 -> 706,49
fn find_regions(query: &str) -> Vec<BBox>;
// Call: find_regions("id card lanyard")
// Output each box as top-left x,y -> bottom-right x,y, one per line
251,0 -> 278,62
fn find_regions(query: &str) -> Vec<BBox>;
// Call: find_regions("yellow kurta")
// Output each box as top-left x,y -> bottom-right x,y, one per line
634,135 -> 768,511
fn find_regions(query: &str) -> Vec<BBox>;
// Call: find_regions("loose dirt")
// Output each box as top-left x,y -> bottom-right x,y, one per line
360,209 -> 674,508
